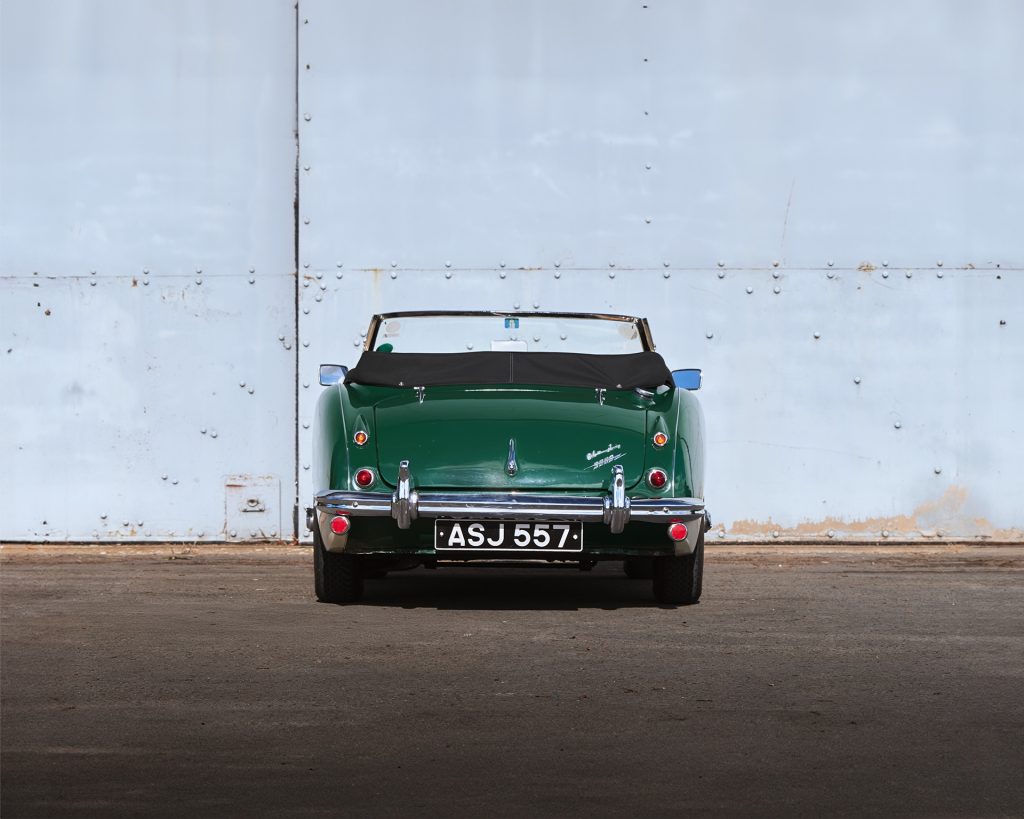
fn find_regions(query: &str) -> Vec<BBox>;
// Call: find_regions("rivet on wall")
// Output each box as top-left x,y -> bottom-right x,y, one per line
745,286 -> 753,294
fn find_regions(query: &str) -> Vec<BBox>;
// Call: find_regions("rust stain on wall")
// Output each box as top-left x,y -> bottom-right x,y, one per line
726,486 -> 1024,540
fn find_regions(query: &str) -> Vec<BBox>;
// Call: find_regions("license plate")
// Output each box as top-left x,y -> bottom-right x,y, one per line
434,520 -> 583,552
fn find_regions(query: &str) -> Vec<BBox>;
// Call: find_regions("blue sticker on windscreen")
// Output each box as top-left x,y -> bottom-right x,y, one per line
504,318 -> 520,329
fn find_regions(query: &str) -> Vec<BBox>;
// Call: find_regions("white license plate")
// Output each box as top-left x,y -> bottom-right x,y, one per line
434,520 -> 583,552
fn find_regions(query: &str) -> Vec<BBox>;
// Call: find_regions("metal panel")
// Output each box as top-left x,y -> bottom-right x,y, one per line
0,0 -> 297,541
0,274 -> 295,540
0,0 -> 297,277
297,268 -> 1023,542
297,0 -> 1024,541
297,0 -> 1023,271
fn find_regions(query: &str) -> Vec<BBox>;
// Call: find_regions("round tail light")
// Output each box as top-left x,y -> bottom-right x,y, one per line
330,515 -> 351,535
652,431 -> 668,448
353,430 -> 368,446
354,468 -> 376,488
647,468 -> 668,488
668,522 -> 688,541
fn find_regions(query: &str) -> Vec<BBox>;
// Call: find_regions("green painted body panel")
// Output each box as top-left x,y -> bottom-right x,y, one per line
314,381 -> 705,509
373,386 -> 649,490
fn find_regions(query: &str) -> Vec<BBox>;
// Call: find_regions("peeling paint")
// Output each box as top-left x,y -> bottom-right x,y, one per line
726,487 -> 1024,541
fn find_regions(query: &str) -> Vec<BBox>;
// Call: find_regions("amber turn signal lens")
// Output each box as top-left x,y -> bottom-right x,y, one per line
652,431 -> 668,447
330,515 -> 351,535
667,522 -> 688,541
648,468 -> 667,488
354,468 -> 375,488
353,430 -> 368,446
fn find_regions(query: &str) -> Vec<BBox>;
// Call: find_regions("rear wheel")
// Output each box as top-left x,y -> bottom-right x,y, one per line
623,557 -> 654,579
313,525 -> 364,604
652,532 -> 704,605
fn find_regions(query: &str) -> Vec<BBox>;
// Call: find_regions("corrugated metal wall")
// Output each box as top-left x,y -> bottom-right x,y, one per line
2,0 -> 1022,543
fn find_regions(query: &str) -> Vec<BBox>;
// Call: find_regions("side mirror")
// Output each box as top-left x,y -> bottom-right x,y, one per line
671,368 -> 702,390
319,364 -> 349,386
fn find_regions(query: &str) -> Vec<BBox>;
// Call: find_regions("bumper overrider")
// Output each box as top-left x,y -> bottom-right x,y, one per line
310,462 -> 707,557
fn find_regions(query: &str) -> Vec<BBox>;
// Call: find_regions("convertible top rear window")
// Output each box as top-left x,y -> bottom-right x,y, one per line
345,351 -> 672,390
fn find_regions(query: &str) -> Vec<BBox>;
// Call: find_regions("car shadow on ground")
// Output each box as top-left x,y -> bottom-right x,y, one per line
351,564 -> 685,611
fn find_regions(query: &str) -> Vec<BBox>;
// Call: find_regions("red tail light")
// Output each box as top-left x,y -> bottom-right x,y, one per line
668,522 -> 688,541
354,468 -> 375,488
647,468 -> 667,488
330,515 -> 351,535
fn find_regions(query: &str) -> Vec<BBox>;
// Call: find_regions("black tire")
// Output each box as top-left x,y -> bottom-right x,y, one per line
623,557 -> 654,579
313,525 -> 364,604
652,531 -> 704,605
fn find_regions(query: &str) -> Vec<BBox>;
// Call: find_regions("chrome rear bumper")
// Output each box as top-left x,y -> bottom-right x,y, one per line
311,462 -> 705,551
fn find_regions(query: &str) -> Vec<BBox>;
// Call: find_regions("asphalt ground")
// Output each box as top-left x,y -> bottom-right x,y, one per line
2,543 -> 1022,818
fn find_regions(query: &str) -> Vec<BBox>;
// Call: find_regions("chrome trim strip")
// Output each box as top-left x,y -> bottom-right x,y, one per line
391,460 -> 418,529
316,491 -> 703,524
506,439 -> 518,477
602,464 -> 629,533
365,310 -> 651,352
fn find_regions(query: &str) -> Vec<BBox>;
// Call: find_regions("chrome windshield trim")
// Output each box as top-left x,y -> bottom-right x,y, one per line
364,310 -> 652,352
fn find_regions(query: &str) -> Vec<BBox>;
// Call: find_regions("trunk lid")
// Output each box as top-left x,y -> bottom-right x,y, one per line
373,386 -> 647,490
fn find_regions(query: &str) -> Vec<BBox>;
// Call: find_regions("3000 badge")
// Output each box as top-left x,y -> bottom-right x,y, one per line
435,520 -> 583,552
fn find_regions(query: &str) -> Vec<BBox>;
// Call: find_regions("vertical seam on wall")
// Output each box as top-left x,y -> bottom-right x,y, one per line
292,0 -> 301,542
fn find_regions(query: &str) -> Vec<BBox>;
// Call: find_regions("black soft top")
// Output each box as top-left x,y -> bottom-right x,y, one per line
345,351 -> 672,390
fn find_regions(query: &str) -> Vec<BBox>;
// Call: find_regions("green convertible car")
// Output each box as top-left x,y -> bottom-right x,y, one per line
308,311 -> 708,605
